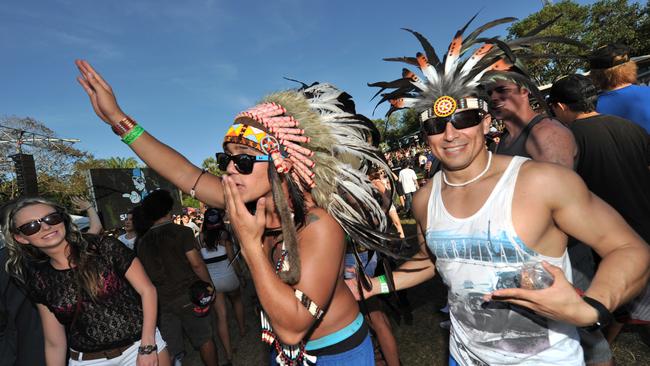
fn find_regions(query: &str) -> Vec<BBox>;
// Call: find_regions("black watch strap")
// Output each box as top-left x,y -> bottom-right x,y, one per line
580,296 -> 612,332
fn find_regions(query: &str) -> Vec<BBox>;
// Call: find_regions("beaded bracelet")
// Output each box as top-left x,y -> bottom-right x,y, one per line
111,116 -> 138,137
122,125 -> 145,145
377,275 -> 390,294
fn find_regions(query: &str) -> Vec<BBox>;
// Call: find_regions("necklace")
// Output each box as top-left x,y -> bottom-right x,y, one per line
442,151 -> 493,187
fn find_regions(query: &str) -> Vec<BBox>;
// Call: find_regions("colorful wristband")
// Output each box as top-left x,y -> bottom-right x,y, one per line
122,125 -> 145,145
377,275 -> 390,294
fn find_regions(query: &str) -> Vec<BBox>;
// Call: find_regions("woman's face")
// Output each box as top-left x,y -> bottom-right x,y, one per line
224,143 -> 271,203
13,203 -> 67,249
124,214 -> 134,231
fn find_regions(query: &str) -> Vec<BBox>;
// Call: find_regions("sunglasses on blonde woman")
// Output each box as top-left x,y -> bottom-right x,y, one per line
15,212 -> 65,236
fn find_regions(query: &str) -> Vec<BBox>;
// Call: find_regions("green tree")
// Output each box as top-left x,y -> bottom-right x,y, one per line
508,0 -> 649,84
182,194 -> 200,208
1,116 -> 89,202
584,0 -> 644,53
1,116 -> 144,206
376,109 -> 423,150
102,156 -> 140,169
202,156 -> 223,176
508,0 -> 588,85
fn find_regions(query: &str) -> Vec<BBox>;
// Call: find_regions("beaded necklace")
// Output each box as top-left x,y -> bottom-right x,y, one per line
260,240 -> 317,366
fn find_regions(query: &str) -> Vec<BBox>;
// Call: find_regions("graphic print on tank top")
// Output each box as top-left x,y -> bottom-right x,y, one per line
426,156 -> 579,365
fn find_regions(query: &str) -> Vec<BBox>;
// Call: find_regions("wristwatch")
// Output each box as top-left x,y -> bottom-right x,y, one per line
580,296 -> 612,332
138,344 -> 158,355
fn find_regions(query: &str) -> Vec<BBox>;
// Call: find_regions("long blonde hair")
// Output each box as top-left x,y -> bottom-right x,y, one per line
2,197 -> 103,300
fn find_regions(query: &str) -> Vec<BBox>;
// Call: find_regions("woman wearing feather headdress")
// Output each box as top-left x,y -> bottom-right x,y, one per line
350,15 -> 650,366
75,60 -> 399,365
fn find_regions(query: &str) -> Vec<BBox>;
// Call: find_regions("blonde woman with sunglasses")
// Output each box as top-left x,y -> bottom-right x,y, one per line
3,197 -> 170,366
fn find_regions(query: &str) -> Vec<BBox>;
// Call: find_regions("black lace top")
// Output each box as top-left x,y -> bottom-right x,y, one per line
26,235 -> 143,352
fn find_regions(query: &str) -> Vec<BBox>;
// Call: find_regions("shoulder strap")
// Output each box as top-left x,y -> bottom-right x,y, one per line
520,114 -> 546,138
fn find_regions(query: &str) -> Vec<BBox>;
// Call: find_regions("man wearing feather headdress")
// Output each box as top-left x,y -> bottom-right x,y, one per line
352,15 -> 650,366
75,60 -> 399,365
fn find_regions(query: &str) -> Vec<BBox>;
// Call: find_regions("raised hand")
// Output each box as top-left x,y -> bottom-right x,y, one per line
222,175 -> 266,258
75,59 -> 127,125
484,261 -> 599,327
70,196 -> 93,212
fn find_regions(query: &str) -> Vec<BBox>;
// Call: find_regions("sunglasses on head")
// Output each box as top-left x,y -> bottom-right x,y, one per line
486,85 -> 519,96
15,212 -> 65,236
421,109 -> 486,136
215,152 -> 270,174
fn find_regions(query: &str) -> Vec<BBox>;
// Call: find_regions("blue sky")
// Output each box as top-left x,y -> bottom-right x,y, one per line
2,0 -> 601,166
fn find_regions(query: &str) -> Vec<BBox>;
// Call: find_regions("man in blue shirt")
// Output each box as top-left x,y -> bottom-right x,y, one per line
590,44 -> 650,133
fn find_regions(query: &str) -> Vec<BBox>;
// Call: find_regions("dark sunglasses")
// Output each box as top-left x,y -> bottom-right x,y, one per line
421,110 -> 485,136
215,152 -> 270,174
15,212 -> 65,236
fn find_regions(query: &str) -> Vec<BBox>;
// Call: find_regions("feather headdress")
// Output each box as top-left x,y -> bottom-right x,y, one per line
369,13 -> 585,120
224,83 -> 396,285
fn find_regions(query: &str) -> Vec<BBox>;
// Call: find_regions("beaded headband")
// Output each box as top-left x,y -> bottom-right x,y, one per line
224,102 -> 317,187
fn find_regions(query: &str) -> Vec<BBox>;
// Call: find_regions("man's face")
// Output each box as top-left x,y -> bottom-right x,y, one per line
487,80 -> 529,121
426,110 -> 491,172
223,143 -> 271,203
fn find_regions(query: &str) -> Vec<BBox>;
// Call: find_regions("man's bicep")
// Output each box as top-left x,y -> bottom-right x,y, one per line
294,219 -> 345,311
551,173 -> 638,257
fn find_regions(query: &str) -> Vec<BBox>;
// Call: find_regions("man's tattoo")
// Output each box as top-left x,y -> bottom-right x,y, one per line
305,213 -> 320,226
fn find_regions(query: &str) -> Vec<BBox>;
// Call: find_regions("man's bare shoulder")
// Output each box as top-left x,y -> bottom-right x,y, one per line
529,116 -> 572,137
300,208 -> 344,244
517,160 -> 584,200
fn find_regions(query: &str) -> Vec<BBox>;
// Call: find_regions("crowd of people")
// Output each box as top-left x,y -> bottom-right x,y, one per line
1,14 -> 650,366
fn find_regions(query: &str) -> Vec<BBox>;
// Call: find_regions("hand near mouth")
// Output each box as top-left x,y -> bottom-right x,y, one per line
222,176 -> 266,258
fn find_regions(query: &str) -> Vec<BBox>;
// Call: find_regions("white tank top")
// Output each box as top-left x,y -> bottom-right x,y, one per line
426,156 -> 583,366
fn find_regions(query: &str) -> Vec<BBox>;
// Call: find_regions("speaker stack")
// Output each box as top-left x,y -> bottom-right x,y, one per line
10,153 -> 38,197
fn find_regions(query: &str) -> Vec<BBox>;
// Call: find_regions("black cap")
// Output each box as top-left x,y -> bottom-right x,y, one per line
548,74 -> 598,105
589,44 -> 630,69
203,207 -> 224,230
